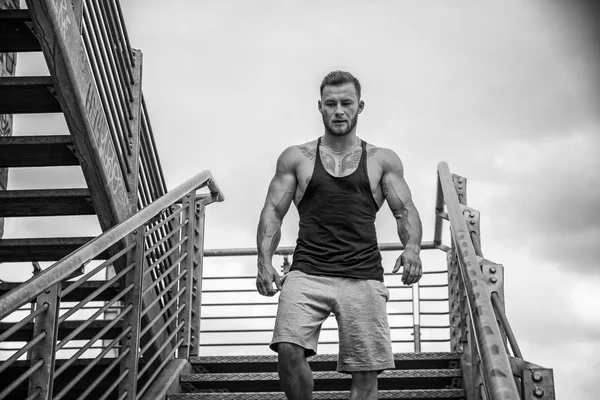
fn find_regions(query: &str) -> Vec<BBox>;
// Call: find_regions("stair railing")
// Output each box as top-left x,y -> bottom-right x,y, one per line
437,161 -> 555,400
0,171 -> 223,400
197,242 -> 449,355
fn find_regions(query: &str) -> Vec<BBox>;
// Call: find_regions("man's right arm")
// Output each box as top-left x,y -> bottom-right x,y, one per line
256,147 -> 297,296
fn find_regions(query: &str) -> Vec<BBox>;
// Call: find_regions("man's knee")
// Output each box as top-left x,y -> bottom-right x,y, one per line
351,371 -> 378,386
277,343 -> 306,367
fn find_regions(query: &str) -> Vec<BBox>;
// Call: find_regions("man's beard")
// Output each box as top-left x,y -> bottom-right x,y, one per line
323,112 -> 359,137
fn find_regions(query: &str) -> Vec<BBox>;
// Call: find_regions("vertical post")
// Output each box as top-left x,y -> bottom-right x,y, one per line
118,229 -> 145,400
449,173 -> 477,400
189,198 -> 206,357
28,283 -> 60,400
447,173 -> 467,352
177,191 -> 196,359
412,283 -> 421,353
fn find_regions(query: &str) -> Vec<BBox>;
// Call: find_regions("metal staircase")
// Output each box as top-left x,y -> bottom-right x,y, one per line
0,2 -> 555,400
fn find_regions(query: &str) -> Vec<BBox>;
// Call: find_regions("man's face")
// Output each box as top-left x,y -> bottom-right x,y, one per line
319,83 -> 364,137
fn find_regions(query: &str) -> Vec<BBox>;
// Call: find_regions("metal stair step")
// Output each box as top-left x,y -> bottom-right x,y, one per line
0,319 -> 124,342
0,237 -> 109,262
190,353 -> 462,373
0,188 -> 95,217
169,389 -> 466,399
0,9 -> 40,52
180,369 -> 462,392
0,280 -> 122,301
0,76 -> 61,113
0,135 -> 79,167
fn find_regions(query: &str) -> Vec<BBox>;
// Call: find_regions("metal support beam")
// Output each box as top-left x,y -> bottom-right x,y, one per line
25,0 -> 132,229
438,161 -> 519,399
27,283 -> 59,400
119,231 -> 145,400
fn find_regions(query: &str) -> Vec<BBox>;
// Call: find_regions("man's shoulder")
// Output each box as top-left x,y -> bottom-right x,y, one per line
280,140 -> 319,161
365,142 -> 399,161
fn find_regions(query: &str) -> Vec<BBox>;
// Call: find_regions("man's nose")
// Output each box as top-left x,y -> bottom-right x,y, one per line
334,104 -> 344,115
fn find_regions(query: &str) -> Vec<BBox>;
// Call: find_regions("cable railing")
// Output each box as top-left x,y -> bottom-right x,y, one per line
197,242 -> 452,355
0,171 -> 224,400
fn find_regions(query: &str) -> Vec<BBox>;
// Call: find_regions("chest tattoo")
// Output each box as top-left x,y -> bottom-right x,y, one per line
298,146 -> 316,160
320,151 -> 336,174
341,149 -> 363,173
367,148 -> 379,158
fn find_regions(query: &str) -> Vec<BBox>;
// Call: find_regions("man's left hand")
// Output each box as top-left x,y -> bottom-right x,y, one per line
393,248 -> 422,285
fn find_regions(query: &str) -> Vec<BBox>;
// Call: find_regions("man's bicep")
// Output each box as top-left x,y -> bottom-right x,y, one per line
382,170 -> 415,215
381,153 -> 416,214
264,156 -> 297,218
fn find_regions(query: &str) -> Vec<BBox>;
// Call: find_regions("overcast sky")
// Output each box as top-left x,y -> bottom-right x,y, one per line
4,0 -> 599,398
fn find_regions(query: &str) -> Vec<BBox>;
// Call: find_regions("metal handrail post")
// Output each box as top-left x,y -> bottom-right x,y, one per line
189,197 -> 207,356
118,230 -> 145,400
438,161 -> 518,399
177,191 -> 196,359
412,283 -> 421,353
27,283 -> 60,400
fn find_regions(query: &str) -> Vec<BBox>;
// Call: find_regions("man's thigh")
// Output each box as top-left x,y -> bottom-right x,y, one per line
335,278 -> 395,372
270,271 -> 335,356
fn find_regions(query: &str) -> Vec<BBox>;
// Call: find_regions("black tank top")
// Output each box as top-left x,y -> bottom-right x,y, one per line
291,137 -> 384,281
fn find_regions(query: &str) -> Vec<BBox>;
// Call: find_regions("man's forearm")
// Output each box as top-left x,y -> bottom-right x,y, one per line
257,208 -> 283,268
395,205 -> 423,252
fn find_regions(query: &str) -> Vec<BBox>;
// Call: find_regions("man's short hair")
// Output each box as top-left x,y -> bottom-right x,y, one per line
320,71 -> 361,99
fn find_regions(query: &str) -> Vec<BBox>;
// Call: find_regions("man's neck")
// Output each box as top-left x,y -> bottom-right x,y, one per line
321,133 -> 359,153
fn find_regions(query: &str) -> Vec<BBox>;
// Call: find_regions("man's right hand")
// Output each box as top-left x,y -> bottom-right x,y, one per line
256,264 -> 283,297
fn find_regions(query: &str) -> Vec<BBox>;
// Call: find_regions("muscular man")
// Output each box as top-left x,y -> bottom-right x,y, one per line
256,70 -> 423,400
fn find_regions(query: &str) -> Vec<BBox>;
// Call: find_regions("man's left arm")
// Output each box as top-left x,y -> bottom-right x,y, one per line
380,149 -> 423,285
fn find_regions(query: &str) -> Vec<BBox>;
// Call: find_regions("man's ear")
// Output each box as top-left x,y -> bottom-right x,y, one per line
358,100 -> 365,114
317,100 -> 323,114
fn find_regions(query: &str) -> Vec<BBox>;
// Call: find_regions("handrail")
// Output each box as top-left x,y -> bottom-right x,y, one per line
0,171 -> 224,320
437,161 -> 519,399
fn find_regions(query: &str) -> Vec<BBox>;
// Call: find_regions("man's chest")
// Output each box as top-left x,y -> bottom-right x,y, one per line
294,147 -> 384,204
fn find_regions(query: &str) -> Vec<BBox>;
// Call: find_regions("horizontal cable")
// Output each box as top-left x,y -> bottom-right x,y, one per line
141,274 -> 186,318
202,315 -> 275,320
55,306 -> 133,377
202,302 -> 277,307
54,329 -> 131,398
59,262 -> 134,323
136,337 -> 183,400
57,283 -> 134,350
420,312 -> 450,315
144,219 -> 186,256
144,204 -> 187,237
73,346 -> 131,400
144,238 -> 188,274
420,284 -> 450,288
61,242 -> 135,296
140,294 -> 184,338
137,323 -> 182,378
97,368 -> 129,400
142,253 -> 186,297
0,331 -> 46,376
140,303 -> 185,357
59,325 -> 130,384
0,303 -> 48,342
0,358 -> 43,400
419,298 -> 450,302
